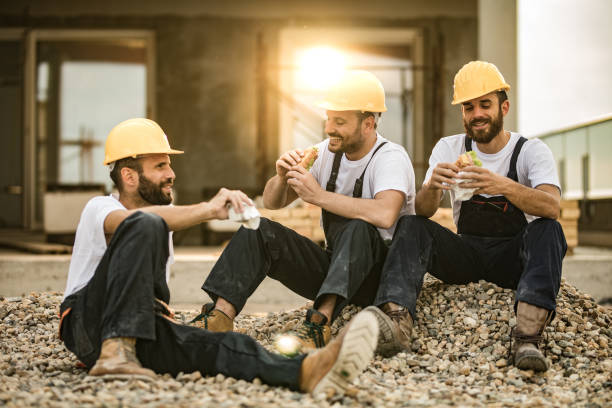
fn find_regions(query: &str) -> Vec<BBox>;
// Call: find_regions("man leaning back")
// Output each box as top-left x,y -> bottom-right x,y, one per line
59,118 -> 379,394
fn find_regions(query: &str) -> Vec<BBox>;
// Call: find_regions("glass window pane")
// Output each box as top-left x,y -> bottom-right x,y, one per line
564,128 -> 587,198
588,120 -> 612,197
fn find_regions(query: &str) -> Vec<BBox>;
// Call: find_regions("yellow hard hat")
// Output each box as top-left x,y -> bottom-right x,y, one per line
317,70 -> 387,112
103,118 -> 183,165
452,61 -> 510,105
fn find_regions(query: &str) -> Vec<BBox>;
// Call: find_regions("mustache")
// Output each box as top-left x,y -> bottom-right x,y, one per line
469,118 -> 490,127
328,133 -> 343,138
160,179 -> 174,188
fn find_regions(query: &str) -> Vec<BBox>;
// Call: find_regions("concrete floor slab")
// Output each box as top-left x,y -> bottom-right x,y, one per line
1,246 -> 610,313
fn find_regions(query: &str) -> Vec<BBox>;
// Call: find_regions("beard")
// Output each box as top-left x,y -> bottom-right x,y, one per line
327,126 -> 363,154
138,173 -> 173,205
464,106 -> 504,144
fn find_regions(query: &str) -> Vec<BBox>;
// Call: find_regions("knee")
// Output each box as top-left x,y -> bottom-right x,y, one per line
128,211 -> 168,237
529,218 -> 565,238
527,218 -> 567,252
345,219 -> 376,234
258,217 -> 273,231
396,215 -> 430,233
339,220 -> 379,244
233,216 -> 275,244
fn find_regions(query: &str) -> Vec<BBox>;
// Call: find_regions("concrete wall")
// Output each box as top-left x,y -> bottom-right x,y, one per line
1,0 -> 477,19
1,1 -> 479,242
517,0 -> 612,136
478,0 -> 517,131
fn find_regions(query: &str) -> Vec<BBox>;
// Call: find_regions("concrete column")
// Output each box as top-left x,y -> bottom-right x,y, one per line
477,0 -> 517,131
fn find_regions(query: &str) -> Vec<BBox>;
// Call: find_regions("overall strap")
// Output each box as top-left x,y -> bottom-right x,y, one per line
465,134 -> 472,152
507,136 -> 527,182
326,152 -> 343,192
353,142 -> 388,198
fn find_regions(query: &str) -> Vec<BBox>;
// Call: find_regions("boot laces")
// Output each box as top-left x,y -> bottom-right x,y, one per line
386,309 -> 412,333
386,309 -> 407,322
190,303 -> 215,329
296,320 -> 326,348
508,327 -> 548,362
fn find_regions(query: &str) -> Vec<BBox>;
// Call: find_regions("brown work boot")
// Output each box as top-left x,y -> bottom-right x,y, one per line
89,337 -> 156,380
368,303 -> 413,357
299,310 -> 378,395
285,309 -> 331,353
510,301 -> 553,372
190,303 -> 234,332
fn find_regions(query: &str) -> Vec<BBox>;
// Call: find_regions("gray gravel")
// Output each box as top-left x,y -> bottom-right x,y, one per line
1,276 -> 610,407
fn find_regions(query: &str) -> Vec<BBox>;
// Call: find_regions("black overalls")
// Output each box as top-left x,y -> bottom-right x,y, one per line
379,135 -> 567,319
60,212 -> 304,388
203,142 -> 396,321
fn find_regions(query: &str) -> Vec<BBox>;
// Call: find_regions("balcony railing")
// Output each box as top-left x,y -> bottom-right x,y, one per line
534,114 -> 612,200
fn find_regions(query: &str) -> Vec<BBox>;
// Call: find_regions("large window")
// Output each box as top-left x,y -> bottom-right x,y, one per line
24,31 -> 155,229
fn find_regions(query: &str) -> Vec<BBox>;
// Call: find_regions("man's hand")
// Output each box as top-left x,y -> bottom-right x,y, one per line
286,165 -> 323,205
428,162 -> 460,190
459,166 -> 511,196
276,149 -> 304,179
207,188 -> 252,220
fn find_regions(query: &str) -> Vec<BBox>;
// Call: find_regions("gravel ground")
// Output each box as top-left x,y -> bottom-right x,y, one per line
1,277 -> 610,407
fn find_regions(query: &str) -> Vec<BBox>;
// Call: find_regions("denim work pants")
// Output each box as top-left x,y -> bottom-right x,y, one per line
60,212 -> 303,389
203,217 -> 390,321
380,215 -> 567,320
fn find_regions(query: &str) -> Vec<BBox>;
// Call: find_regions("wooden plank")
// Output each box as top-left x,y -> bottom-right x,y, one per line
0,239 -> 72,254
561,208 -> 581,220
560,200 -> 579,209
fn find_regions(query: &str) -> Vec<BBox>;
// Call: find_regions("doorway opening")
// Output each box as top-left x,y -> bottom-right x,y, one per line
23,30 -> 155,232
277,28 -> 424,161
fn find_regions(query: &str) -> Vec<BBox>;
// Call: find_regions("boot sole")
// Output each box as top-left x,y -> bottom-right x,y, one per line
514,354 -> 549,372
363,306 -> 403,358
312,311 -> 378,395
90,373 -> 157,382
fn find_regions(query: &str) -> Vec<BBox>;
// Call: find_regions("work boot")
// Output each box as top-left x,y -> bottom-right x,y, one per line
368,303 -> 413,357
89,337 -> 156,380
190,302 -> 234,332
286,309 -> 332,353
511,301 -> 553,372
299,310 -> 378,395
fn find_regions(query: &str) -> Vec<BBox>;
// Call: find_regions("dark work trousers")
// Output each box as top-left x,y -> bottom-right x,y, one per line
59,212 -> 303,389
379,215 -> 567,320
203,217 -> 389,321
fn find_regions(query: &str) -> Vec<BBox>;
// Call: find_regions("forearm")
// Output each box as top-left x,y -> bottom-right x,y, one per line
139,203 -> 215,231
314,191 -> 399,229
263,175 -> 295,209
415,183 -> 443,218
502,182 -> 561,219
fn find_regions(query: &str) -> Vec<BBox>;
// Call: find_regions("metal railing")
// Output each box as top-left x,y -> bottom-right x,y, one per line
534,114 -> 612,201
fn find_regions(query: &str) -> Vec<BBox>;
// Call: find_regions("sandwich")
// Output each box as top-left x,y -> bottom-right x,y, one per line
455,150 -> 482,169
299,146 -> 319,170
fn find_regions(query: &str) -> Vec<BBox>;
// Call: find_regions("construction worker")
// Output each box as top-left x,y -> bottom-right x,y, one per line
196,70 -> 416,357
380,61 -> 567,371
59,118 -> 379,394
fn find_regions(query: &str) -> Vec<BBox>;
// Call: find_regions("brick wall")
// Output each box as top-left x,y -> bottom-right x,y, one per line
259,202 -> 325,244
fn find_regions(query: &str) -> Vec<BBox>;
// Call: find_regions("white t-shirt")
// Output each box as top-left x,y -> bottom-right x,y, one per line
63,194 -> 175,299
310,134 -> 415,241
424,132 -> 560,226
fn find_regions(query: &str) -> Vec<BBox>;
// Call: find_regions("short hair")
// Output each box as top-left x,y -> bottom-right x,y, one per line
109,157 -> 142,191
358,111 -> 381,130
496,90 -> 508,104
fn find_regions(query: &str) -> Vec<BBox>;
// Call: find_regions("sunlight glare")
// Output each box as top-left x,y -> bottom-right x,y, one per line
296,46 -> 347,90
